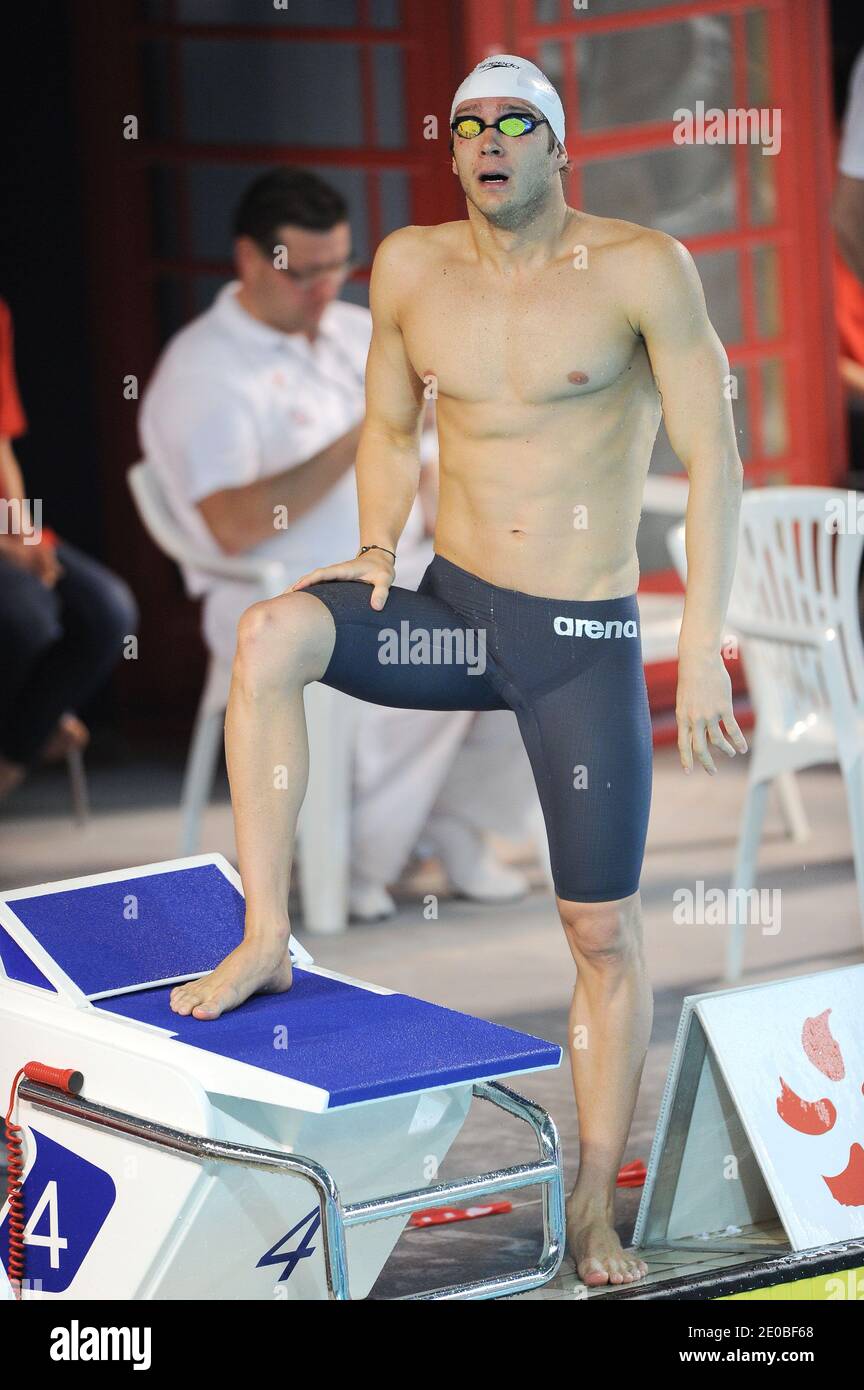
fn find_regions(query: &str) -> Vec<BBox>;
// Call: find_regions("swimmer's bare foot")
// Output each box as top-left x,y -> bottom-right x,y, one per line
169,933 -> 294,1020
566,1189 -> 648,1287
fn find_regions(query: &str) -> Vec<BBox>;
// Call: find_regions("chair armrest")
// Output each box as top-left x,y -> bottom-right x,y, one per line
726,613 -> 828,648
177,548 -> 290,589
642,475 -> 689,515
127,462 -> 290,591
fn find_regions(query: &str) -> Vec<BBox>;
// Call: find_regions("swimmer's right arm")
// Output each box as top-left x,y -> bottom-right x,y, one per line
290,228 -> 426,610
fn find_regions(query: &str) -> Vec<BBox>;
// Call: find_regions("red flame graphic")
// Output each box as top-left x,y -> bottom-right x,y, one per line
772,1008 -> 864,1207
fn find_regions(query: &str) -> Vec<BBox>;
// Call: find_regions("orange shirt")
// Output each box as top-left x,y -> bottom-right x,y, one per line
0,298 -> 27,439
0,298 -> 57,548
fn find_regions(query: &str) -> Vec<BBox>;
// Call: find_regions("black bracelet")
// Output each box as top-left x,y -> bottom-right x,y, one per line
358,545 -> 396,562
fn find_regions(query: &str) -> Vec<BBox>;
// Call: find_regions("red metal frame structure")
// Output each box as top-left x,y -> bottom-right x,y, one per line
72,0 -> 843,729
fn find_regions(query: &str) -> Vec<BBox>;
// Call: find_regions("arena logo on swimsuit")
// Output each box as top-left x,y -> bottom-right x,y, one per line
552,616 -> 638,639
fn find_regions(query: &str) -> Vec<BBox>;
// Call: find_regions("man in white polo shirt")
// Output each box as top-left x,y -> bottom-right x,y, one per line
140,169 -> 540,916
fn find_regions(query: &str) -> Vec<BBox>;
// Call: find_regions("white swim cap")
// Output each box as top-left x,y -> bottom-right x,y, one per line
450,54 -> 566,146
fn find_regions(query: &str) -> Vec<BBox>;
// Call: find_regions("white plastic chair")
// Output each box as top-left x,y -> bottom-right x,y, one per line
127,462 -> 356,934
667,487 -> 864,981
664,502 -> 810,848
638,473 -> 691,663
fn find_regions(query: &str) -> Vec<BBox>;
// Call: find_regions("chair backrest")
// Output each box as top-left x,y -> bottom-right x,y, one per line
667,486 -> 864,734
127,459 -> 194,566
128,460 -> 290,595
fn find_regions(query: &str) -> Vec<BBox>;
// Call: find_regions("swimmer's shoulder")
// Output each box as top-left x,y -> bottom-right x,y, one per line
370,223 -> 473,319
372,222 -> 471,273
602,216 -> 697,286
570,210 -> 688,265
369,226 -> 433,309
570,212 -> 699,329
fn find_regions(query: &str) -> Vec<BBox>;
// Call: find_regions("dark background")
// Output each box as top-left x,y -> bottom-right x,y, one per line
2,3 -> 101,556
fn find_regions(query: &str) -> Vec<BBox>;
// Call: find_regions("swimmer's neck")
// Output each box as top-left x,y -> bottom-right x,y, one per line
464,191 -> 582,277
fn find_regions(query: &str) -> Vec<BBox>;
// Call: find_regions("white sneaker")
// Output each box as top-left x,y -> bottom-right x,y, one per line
349,879 -> 397,922
426,814 -> 530,903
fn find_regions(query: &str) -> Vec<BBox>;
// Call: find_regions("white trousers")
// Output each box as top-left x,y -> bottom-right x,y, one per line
350,702 -> 538,884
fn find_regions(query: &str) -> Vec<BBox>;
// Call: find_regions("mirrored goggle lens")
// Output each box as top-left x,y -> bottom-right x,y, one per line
454,118 -> 484,138
498,116 -> 532,136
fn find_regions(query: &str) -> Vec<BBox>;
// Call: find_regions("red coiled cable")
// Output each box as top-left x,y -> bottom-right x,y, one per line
4,1062 -> 83,1300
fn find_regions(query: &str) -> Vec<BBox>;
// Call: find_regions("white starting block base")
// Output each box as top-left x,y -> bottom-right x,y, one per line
0,855 -> 565,1300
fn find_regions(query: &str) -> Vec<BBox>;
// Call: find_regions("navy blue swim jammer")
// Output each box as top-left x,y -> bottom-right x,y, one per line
303,552 -> 653,903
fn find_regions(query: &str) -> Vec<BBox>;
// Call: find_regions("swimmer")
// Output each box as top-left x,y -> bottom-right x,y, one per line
170,54 -> 747,1286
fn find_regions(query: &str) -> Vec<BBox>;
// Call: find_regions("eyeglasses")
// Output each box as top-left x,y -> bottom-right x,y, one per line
258,244 -> 357,288
450,112 -> 549,139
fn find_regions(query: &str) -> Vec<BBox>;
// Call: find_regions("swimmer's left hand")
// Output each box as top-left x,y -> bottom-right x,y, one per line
675,649 -> 748,776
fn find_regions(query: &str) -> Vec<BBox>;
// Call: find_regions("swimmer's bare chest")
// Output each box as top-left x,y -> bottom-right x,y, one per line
399,230 -> 663,600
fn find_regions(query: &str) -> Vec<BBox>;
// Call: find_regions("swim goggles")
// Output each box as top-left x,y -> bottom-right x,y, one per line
450,112 -> 549,139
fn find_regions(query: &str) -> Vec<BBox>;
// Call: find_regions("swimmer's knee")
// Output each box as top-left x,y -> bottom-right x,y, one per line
557,890 -> 643,965
235,591 -> 335,685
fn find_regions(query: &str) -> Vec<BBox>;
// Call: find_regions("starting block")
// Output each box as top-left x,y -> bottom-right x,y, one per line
0,855 -> 565,1300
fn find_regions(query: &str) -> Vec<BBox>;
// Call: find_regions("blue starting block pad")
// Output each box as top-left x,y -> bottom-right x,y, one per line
95,975 -> 559,1108
0,855 -> 561,1111
1,860 -> 264,998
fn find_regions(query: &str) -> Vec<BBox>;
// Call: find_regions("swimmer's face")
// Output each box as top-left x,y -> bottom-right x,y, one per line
450,98 -> 566,225
236,222 -> 353,334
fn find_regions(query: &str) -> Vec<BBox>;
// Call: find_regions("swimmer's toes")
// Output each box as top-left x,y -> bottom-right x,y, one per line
190,980 -> 242,1020
579,1259 -> 609,1287
191,1001 -> 222,1020
171,980 -> 221,1015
